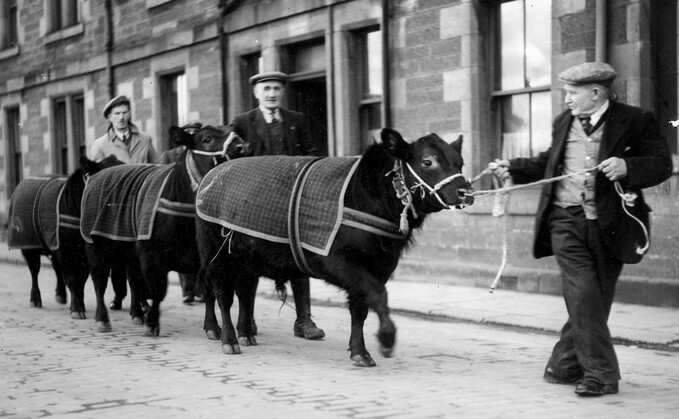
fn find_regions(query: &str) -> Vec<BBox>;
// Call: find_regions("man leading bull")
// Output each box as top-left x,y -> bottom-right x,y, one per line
490,62 -> 672,396
227,71 -> 325,340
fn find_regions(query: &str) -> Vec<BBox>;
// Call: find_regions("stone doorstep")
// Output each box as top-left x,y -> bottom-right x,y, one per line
395,259 -> 679,309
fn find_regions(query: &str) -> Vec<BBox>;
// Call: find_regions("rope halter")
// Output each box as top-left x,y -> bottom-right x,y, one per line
388,159 -> 467,234
403,161 -> 466,210
190,131 -> 241,165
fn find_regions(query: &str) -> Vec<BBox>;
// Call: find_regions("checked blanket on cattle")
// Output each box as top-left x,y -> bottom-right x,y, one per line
8,176 -> 68,250
80,164 -> 174,242
196,155 -> 361,256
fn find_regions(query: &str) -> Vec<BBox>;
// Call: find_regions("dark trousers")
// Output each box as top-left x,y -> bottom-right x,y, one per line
546,206 -> 623,384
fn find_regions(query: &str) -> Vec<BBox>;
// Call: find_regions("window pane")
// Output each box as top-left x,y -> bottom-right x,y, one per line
500,94 -> 530,159
525,0 -> 551,87
292,42 -> 325,74
365,31 -> 382,97
72,96 -> 86,156
500,1 -> 525,90
530,91 -> 552,155
176,74 -> 188,126
53,99 -> 68,174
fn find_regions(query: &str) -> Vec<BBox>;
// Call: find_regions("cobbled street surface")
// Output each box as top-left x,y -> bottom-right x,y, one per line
1,262 -> 678,418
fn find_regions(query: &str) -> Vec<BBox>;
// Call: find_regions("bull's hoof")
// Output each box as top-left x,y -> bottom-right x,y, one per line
144,325 -> 160,337
55,294 -> 67,305
96,321 -> 112,332
71,311 -> 86,320
238,336 -> 257,346
351,353 -> 377,367
222,344 -> 242,355
205,329 -> 221,341
380,345 -> 395,358
30,301 -> 42,308
131,316 -> 144,326
109,298 -> 122,310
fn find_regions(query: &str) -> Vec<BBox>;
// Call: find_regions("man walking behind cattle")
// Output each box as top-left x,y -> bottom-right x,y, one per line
89,95 -> 159,311
490,62 -> 672,397
227,71 -> 325,340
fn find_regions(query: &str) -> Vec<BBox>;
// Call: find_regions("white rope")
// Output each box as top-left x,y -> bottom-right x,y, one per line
614,181 -> 649,255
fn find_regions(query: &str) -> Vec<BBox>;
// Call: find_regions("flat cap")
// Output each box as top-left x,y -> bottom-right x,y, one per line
248,71 -> 288,86
558,62 -> 617,86
102,95 -> 131,117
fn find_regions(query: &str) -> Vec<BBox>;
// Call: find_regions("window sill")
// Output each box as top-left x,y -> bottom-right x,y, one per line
146,0 -> 174,9
0,45 -> 19,61
44,23 -> 84,44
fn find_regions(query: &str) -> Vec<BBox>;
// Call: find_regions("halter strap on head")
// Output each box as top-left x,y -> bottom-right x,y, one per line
404,162 -> 465,209
190,131 -> 240,160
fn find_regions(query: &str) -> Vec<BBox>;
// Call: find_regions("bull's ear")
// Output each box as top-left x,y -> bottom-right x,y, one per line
450,134 -> 463,154
79,155 -> 95,172
381,128 -> 410,159
169,125 -> 190,147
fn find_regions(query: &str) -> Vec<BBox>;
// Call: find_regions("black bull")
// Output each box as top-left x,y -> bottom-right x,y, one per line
196,128 -> 474,367
81,125 -> 250,334
7,155 -> 123,315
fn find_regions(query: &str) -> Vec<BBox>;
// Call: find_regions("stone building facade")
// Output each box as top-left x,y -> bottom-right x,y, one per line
1,0 -> 677,305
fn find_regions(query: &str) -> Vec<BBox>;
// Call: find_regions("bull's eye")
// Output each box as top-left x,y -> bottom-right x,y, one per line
423,158 -> 433,167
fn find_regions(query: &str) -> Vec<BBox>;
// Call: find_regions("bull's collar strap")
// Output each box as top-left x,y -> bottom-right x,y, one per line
388,159 -> 465,234
388,160 -> 418,235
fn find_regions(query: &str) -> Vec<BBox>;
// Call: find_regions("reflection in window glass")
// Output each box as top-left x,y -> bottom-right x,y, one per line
530,91 -> 552,154
500,1 -> 525,91
365,31 -> 383,97
501,94 -> 529,159
525,1 -> 552,87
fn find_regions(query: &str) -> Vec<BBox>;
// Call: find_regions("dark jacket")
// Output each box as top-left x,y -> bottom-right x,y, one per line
228,108 -> 317,156
508,101 -> 672,264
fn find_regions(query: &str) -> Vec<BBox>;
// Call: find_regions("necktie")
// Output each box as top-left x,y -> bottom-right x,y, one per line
270,110 -> 279,123
580,116 -> 592,135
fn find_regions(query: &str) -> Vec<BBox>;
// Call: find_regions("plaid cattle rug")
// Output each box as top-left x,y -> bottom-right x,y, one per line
196,155 -> 361,256
80,164 -> 174,243
8,176 -> 68,250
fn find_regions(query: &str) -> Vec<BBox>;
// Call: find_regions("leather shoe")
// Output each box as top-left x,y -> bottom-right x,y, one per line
293,315 -> 325,340
108,298 -> 122,310
543,367 -> 582,385
575,380 -> 618,397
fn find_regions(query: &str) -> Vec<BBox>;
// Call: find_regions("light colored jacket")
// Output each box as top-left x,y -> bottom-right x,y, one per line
89,123 -> 158,164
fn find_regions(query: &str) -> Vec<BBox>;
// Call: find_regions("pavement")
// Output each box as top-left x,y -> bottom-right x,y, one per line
2,243 -> 678,351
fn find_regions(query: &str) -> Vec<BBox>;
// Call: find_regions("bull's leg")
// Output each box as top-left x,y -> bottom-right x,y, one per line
22,249 -> 43,308
201,271 -> 221,340
50,256 -> 67,305
347,294 -> 375,367
86,243 -> 112,332
109,265 -> 127,310
127,258 -> 149,328
215,277 -> 240,354
54,248 -> 88,319
235,274 -> 258,346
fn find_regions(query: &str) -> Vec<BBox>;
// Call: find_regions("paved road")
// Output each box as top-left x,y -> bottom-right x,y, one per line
1,262 -> 678,418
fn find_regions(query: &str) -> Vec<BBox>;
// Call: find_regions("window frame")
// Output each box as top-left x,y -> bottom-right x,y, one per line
490,0 -> 553,160
51,93 -> 85,175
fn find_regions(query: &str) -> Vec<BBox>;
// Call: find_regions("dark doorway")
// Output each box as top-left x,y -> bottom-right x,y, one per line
288,77 -> 328,156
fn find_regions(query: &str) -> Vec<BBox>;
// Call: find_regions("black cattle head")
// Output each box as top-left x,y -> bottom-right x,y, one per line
381,128 -> 473,213
169,124 -> 252,164
79,154 -> 124,178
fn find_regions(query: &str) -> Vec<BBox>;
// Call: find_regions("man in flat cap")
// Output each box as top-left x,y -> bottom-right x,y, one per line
90,95 -> 158,164
90,95 -> 158,310
490,62 -> 672,396
227,71 -> 324,340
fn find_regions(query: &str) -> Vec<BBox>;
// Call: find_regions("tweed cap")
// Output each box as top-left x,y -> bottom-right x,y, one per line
102,95 -> 131,117
249,71 -> 288,86
558,62 -> 617,86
